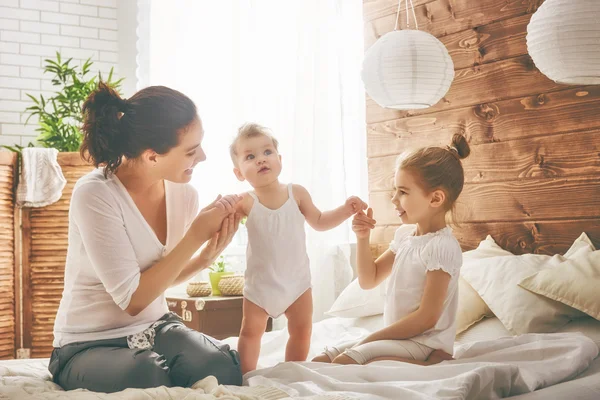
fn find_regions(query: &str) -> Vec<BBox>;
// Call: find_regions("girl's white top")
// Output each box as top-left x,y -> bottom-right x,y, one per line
53,169 -> 198,347
243,183 -> 312,318
384,224 -> 462,354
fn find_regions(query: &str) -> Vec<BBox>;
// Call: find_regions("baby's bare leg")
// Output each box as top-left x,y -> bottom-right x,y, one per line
284,289 -> 313,362
238,298 -> 270,374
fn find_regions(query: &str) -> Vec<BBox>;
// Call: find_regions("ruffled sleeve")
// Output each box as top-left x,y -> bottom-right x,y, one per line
389,224 -> 416,254
420,234 -> 463,278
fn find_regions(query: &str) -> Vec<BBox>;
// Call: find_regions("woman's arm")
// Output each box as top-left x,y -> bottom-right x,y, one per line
357,269 -> 451,345
73,184 -> 240,316
171,212 -> 241,286
127,229 -> 212,315
294,184 -> 367,231
127,202 -> 241,315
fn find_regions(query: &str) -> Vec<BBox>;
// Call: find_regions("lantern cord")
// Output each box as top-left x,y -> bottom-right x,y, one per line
409,0 -> 418,30
394,0 -> 402,30
394,0 -> 419,31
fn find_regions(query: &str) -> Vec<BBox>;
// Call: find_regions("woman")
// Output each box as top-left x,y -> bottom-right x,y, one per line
49,82 -> 243,393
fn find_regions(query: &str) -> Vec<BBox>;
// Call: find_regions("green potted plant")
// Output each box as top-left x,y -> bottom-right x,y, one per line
209,256 -> 234,296
2,52 -> 122,155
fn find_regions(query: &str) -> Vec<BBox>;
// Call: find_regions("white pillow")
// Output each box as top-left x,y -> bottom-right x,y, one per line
455,317 -> 511,346
563,232 -> 596,258
462,252 -> 589,335
458,315 -> 600,348
325,278 -> 386,318
456,235 -> 514,333
327,233 -> 595,322
327,235 -> 509,320
462,235 -> 514,261
519,249 -> 600,321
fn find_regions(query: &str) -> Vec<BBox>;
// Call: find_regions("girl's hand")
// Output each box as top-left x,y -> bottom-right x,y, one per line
199,213 -> 242,268
352,208 -> 376,239
345,196 -> 368,216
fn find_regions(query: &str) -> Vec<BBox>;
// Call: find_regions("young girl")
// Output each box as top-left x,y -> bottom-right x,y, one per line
230,123 -> 367,374
313,134 -> 470,366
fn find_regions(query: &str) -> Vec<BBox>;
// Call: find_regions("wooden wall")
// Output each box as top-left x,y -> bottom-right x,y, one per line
21,153 -> 93,358
364,0 -> 600,255
0,152 -> 17,359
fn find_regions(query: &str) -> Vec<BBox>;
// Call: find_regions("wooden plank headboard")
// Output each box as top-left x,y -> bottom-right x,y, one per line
364,0 -> 600,255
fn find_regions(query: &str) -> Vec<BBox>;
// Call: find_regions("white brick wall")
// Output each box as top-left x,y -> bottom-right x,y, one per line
0,0 -> 120,147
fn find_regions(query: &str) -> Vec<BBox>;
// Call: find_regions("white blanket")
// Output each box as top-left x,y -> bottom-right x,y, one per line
0,362 -> 287,400
0,318 -> 597,400
245,333 -> 598,400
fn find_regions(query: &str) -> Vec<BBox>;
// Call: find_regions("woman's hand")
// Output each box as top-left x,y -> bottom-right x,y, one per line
190,194 -> 242,242
352,207 -> 376,239
198,213 -> 242,268
202,194 -> 243,214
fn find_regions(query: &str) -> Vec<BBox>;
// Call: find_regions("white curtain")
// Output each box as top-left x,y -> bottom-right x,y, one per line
137,0 -> 367,321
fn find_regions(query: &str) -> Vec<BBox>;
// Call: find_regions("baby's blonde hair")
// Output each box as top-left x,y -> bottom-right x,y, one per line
396,133 -> 471,211
229,123 -> 279,165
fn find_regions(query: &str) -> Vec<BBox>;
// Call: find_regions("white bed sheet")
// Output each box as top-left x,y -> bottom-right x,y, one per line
1,316 -> 599,400
239,317 -> 599,400
453,317 -> 600,400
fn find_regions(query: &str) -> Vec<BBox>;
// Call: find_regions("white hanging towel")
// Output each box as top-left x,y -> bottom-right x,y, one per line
16,148 -> 67,208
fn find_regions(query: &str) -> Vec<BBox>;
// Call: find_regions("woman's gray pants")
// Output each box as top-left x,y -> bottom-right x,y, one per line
48,314 -> 242,393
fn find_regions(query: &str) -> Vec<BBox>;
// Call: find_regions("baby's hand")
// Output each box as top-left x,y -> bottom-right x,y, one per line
352,208 -> 376,239
345,196 -> 368,216
209,194 -> 243,215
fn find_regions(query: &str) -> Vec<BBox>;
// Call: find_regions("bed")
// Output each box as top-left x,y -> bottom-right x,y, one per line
1,313 -> 599,400
1,217 -> 599,399
240,315 -> 600,400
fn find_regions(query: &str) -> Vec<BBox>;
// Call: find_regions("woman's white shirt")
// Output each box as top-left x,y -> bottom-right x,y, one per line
53,169 -> 198,347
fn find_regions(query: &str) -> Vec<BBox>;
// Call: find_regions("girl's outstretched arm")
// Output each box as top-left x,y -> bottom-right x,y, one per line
353,208 -> 395,289
357,269 -> 451,344
293,184 -> 367,231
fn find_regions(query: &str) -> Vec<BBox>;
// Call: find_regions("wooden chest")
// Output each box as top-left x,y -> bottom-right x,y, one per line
166,295 -> 272,340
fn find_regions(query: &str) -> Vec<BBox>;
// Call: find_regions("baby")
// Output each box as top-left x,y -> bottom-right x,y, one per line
230,123 -> 367,373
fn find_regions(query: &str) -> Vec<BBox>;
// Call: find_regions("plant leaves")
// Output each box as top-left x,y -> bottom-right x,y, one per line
21,52 -> 124,152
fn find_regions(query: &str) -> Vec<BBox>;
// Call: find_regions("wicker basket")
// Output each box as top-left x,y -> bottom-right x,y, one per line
186,281 -> 212,297
217,275 -> 244,296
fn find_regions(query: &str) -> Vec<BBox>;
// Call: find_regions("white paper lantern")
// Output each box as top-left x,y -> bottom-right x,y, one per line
527,0 -> 600,85
362,29 -> 455,110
